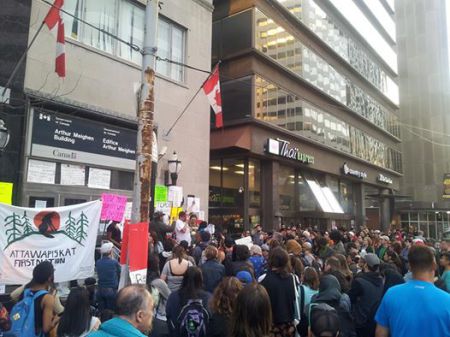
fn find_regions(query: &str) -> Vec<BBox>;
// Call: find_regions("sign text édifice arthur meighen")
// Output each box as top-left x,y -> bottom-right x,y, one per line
266,138 -> 314,164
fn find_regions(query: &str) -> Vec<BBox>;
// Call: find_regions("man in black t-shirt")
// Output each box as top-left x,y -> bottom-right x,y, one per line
106,221 -> 122,248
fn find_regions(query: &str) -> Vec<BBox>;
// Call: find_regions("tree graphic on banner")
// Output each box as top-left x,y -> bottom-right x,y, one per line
5,213 -> 23,244
22,211 -> 34,235
65,211 -> 77,239
75,211 -> 89,244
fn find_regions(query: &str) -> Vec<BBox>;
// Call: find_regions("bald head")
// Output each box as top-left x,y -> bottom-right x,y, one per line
116,285 -> 152,317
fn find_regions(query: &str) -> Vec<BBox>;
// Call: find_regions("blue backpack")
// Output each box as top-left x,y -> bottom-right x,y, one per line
9,289 -> 48,337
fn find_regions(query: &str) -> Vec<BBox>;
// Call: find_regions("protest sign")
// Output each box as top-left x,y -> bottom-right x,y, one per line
0,182 -> 13,205
101,193 -> 127,222
235,236 -> 253,249
0,200 -> 101,284
128,222 -> 149,284
154,185 -> 168,203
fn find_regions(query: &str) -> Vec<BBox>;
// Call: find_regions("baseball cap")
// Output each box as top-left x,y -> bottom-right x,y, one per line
380,235 -> 390,241
364,253 -> 380,267
413,238 -> 425,245
236,271 -> 253,284
100,241 -> 114,254
310,303 -> 340,337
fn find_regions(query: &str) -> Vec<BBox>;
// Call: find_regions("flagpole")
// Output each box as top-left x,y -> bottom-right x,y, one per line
164,62 -> 220,137
1,21 -> 46,99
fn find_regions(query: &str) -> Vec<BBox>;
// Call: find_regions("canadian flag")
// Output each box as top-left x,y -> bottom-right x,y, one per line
202,64 -> 223,128
44,0 -> 65,77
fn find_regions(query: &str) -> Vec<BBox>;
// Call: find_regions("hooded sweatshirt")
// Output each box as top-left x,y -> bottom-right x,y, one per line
88,317 -> 147,337
348,271 -> 384,330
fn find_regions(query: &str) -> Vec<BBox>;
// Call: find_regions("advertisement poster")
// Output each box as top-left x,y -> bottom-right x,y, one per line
444,174 -> 450,199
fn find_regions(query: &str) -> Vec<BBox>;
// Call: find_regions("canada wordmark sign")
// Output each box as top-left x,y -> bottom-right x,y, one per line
0,201 -> 101,284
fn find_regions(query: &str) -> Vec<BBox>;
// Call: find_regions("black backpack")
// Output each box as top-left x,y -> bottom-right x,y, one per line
177,299 -> 209,337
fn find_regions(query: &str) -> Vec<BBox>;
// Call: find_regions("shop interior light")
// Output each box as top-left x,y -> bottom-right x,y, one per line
234,170 -> 245,175
235,164 -> 255,169
210,166 -> 225,171
0,119 -> 10,152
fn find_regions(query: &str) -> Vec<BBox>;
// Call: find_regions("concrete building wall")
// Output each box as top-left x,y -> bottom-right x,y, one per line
396,0 -> 450,202
23,0 -> 213,213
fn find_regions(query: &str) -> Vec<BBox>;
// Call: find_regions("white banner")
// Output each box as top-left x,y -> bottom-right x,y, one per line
0,200 -> 101,284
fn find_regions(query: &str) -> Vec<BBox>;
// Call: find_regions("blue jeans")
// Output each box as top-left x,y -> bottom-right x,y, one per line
97,287 -> 117,312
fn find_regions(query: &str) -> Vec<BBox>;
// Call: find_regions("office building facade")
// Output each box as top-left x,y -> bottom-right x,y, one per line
0,0 -> 213,215
209,0 -> 402,231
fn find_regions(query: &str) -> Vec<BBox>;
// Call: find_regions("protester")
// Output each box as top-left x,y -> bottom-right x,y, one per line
330,230 -> 346,255
249,244 -> 266,279
151,212 -> 175,243
200,245 -> 226,293
56,286 -> 100,337
297,266 -> 320,337
379,263 -> 404,295
166,267 -> 211,337
89,285 -> 154,337
193,231 -> 211,265
439,251 -> 450,292
9,261 -> 59,337
286,239 -> 304,279
323,256 -> 351,293
376,236 -> 389,260
236,271 -> 253,285
375,246 -> 450,337
0,302 -> 11,334
308,303 -> 340,337
175,211 -> 191,246
348,253 -> 383,337
230,283 -> 272,337
149,278 -> 171,337
161,245 -> 194,292
96,242 -> 121,311
106,221 -> 122,249
208,277 -> 243,337
252,224 -> 264,246
317,237 -> 334,261
309,274 -> 355,337
259,246 -> 296,337
229,245 -> 255,277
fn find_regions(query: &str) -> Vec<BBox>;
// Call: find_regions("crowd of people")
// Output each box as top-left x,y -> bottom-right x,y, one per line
2,210 -> 450,337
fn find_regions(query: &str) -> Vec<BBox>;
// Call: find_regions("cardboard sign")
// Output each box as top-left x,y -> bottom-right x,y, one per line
154,185 -> 168,203
0,182 -> 13,205
101,193 -> 127,222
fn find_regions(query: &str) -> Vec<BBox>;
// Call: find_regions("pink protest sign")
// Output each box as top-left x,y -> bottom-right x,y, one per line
101,193 -> 127,221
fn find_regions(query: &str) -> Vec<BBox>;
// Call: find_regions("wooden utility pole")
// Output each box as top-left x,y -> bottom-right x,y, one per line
131,0 -> 159,223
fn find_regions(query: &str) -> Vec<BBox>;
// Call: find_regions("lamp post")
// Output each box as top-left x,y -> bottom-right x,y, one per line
0,119 -> 10,152
168,151 -> 182,186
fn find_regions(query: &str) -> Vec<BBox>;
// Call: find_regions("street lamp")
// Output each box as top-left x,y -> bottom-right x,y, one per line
168,151 -> 182,185
0,119 -> 10,152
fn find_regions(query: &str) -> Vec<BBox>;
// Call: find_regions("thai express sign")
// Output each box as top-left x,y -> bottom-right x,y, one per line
0,201 -> 101,284
265,138 -> 314,164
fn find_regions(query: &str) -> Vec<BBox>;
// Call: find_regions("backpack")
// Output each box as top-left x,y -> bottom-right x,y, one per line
9,289 -> 48,337
177,299 -> 209,337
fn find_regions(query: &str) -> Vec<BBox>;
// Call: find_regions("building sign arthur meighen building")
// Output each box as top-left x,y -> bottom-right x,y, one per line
265,138 -> 314,164
30,109 -> 137,170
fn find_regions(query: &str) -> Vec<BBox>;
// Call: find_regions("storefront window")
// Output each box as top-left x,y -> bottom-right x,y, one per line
209,160 -> 222,208
249,160 -> 261,208
221,159 -> 245,207
298,172 -> 316,212
340,180 -> 353,214
279,165 -> 295,212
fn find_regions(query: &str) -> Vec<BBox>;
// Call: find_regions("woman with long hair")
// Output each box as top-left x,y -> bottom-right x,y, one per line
56,287 -> 100,337
161,244 -> 193,292
166,267 -> 211,336
335,254 -> 353,284
230,283 -> 272,337
208,277 -> 243,337
259,246 -> 296,337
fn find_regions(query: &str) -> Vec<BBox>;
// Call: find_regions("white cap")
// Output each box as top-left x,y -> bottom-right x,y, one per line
100,242 -> 114,254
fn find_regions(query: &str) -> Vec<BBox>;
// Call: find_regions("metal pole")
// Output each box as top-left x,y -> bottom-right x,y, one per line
131,0 -> 159,223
